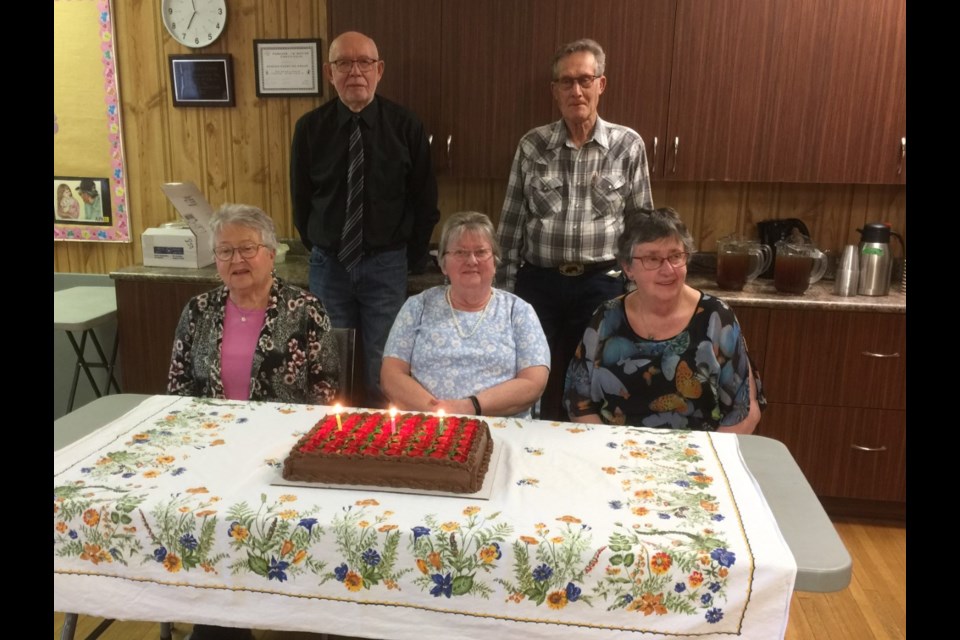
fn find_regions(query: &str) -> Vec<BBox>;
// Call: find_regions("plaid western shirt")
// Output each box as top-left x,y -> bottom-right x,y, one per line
495,117 -> 653,291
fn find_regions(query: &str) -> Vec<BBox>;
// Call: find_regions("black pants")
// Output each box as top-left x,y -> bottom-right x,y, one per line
515,263 -> 624,420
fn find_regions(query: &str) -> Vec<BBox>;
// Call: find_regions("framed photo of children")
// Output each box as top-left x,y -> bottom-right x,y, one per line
53,0 -> 130,242
54,177 -> 112,225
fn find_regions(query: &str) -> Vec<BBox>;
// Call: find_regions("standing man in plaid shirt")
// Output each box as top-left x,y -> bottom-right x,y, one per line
496,38 -> 653,420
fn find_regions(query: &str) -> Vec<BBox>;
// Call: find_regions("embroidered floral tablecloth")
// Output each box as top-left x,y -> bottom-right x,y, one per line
54,396 -> 796,639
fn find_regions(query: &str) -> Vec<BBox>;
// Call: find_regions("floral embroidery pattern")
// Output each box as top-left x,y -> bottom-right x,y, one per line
226,494 -> 325,582
588,429 -> 736,622
139,489 -> 227,573
54,481 -> 145,566
78,400 -> 248,481
498,517 -> 593,608
410,507 -> 512,598
325,502 -> 409,591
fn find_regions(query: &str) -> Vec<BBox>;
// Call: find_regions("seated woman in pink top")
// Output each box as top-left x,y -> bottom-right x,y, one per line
168,203 -> 340,405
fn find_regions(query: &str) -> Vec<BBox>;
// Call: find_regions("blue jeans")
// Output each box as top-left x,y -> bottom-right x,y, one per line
309,246 -> 407,408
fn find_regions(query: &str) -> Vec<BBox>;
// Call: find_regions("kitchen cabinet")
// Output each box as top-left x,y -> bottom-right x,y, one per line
334,0 -> 905,184
744,308 -> 906,507
330,0 -> 556,178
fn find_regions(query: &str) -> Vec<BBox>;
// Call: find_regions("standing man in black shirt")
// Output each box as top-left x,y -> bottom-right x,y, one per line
291,31 -> 439,407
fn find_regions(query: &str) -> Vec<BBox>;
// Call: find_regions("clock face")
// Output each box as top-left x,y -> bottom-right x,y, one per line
161,0 -> 228,49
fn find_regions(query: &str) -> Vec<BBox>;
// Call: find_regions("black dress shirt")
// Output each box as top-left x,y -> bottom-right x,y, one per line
291,96 -> 439,266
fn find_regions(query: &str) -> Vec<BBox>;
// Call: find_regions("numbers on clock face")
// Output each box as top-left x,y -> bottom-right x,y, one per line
162,0 -> 227,49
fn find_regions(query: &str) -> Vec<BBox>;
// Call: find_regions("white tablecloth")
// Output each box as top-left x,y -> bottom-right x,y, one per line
54,396 -> 796,639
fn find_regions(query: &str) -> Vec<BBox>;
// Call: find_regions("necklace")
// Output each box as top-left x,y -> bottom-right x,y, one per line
228,297 -> 263,323
446,287 -> 493,339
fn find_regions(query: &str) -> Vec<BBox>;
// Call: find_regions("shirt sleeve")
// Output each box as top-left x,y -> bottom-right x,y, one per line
167,300 -> 201,397
305,297 -> 341,405
405,120 -> 440,268
511,297 -> 551,372
563,305 -> 605,419
383,294 -> 425,364
624,135 -> 654,215
496,143 -> 528,291
712,305 -> 758,427
290,116 -> 313,251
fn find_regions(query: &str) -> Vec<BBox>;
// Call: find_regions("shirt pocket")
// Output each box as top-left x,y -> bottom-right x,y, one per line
591,173 -> 626,219
526,174 -> 564,219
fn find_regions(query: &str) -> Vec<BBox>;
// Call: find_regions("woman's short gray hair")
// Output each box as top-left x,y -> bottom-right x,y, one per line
437,211 -> 502,268
616,207 -> 696,263
551,38 -> 606,79
208,203 -> 278,251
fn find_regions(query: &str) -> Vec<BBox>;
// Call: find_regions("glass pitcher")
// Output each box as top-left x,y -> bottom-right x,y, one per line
715,235 -> 772,291
774,239 -> 828,294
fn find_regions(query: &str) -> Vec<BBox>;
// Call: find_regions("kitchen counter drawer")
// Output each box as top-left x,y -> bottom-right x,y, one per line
762,309 -> 905,410
759,404 -> 905,503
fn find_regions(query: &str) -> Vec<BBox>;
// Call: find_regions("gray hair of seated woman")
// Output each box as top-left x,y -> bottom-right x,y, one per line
208,203 -> 278,252
437,211 -> 502,268
616,207 -> 696,264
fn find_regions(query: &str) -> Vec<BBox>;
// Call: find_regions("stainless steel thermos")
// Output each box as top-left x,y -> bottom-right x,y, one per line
856,223 -> 902,296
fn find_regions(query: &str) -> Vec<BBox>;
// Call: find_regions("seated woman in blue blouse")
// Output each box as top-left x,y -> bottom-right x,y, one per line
564,208 -> 763,432
381,211 -> 550,418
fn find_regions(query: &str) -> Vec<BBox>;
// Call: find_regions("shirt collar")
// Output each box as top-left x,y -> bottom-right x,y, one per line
548,116 -> 610,150
336,97 -> 379,131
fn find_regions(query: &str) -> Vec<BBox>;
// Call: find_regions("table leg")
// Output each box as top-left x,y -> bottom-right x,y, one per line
160,621 -> 173,640
59,613 -> 77,640
89,328 -> 121,394
66,330 -> 104,412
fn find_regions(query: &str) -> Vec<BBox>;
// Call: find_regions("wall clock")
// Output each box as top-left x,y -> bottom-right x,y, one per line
161,0 -> 228,49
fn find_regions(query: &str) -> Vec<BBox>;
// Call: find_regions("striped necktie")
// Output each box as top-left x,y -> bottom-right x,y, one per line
339,115 -> 364,272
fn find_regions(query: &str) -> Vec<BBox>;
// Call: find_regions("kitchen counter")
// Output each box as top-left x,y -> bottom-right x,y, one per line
111,259 -> 905,314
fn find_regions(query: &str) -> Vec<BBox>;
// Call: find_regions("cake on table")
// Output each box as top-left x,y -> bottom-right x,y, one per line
283,410 -> 493,494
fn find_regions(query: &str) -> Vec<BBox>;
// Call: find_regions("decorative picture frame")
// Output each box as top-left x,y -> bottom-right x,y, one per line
54,177 -> 113,226
169,54 -> 235,107
253,39 -> 323,98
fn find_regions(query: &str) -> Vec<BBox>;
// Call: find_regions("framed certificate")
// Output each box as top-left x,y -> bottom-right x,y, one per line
169,54 -> 235,107
254,39 -> 322,97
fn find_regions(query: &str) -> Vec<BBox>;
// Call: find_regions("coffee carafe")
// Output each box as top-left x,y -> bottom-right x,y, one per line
856,223 -> 903,296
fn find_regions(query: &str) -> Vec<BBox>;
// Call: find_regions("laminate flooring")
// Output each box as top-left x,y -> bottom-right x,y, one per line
54,518 -> 906,640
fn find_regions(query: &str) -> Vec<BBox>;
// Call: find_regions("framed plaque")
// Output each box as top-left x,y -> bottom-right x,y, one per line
169,54 -> 235,107
254,39 -> 322,97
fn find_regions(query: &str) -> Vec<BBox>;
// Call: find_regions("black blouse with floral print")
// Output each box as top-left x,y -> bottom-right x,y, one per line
167,277 -> 340,405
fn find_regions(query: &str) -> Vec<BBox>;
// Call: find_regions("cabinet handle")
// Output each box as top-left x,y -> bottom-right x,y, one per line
851,444 -> 888,452
428,134 -> 433,146
860,350 -> 900,359
446,134 -> 453,170
897,136 -> 906,176
671,136 -> 679,174
651,136 -> 658,173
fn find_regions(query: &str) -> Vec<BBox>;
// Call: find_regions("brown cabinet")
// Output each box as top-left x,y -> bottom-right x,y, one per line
750,308 -> 905,504
335,0 -> 906,184
115,279 -> 211,394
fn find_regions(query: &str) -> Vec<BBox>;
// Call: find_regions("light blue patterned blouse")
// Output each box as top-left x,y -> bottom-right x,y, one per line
383,286 -> 550,418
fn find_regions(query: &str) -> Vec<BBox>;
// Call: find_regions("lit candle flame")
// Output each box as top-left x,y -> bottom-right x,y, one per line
334,403 -> 343,431
389,406 -> 397,435
437,408 -> 446,430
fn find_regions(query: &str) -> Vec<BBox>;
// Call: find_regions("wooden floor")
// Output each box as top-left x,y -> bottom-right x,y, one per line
54,518 -> 905,640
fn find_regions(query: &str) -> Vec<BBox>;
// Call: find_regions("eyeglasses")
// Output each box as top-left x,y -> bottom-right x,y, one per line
553,75 -> 599,91
330,58 -> 380,73
214,244 -> 266,261
444,248 -> 494,262
631,252 -> 690,270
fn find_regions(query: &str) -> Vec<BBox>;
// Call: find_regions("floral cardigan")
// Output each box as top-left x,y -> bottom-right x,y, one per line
167,277 -> 340,405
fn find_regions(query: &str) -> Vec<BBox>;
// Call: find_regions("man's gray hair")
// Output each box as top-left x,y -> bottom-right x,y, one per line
209,203 -> 278,251
616,208 -> 696,264
438,211 -> 502,267
551,38 -> 606,79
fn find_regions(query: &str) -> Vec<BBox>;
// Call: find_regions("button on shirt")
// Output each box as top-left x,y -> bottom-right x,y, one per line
291,96 -> 439,266
495,117 -> 653,291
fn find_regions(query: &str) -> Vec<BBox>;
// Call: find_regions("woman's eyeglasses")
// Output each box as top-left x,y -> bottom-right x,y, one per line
631,252 -> 689,270
444,249 -> 493,262
214,244 -> 266,261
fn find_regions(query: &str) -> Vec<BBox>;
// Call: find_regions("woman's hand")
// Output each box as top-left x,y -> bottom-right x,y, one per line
380,357 -> 440,412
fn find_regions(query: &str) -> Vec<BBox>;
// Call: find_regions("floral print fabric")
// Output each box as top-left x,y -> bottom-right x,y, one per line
167,277 -> 340,405
564,292 -> 764,430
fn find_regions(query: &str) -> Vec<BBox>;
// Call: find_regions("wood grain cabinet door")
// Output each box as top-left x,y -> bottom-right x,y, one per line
761,404 -> 906,502
763,309 -> 905,410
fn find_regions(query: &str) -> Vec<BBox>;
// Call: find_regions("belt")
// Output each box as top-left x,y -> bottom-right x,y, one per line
529,260 -> 619,276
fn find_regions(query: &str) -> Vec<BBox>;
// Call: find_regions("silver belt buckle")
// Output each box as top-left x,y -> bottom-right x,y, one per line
558,262 -> 585,276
